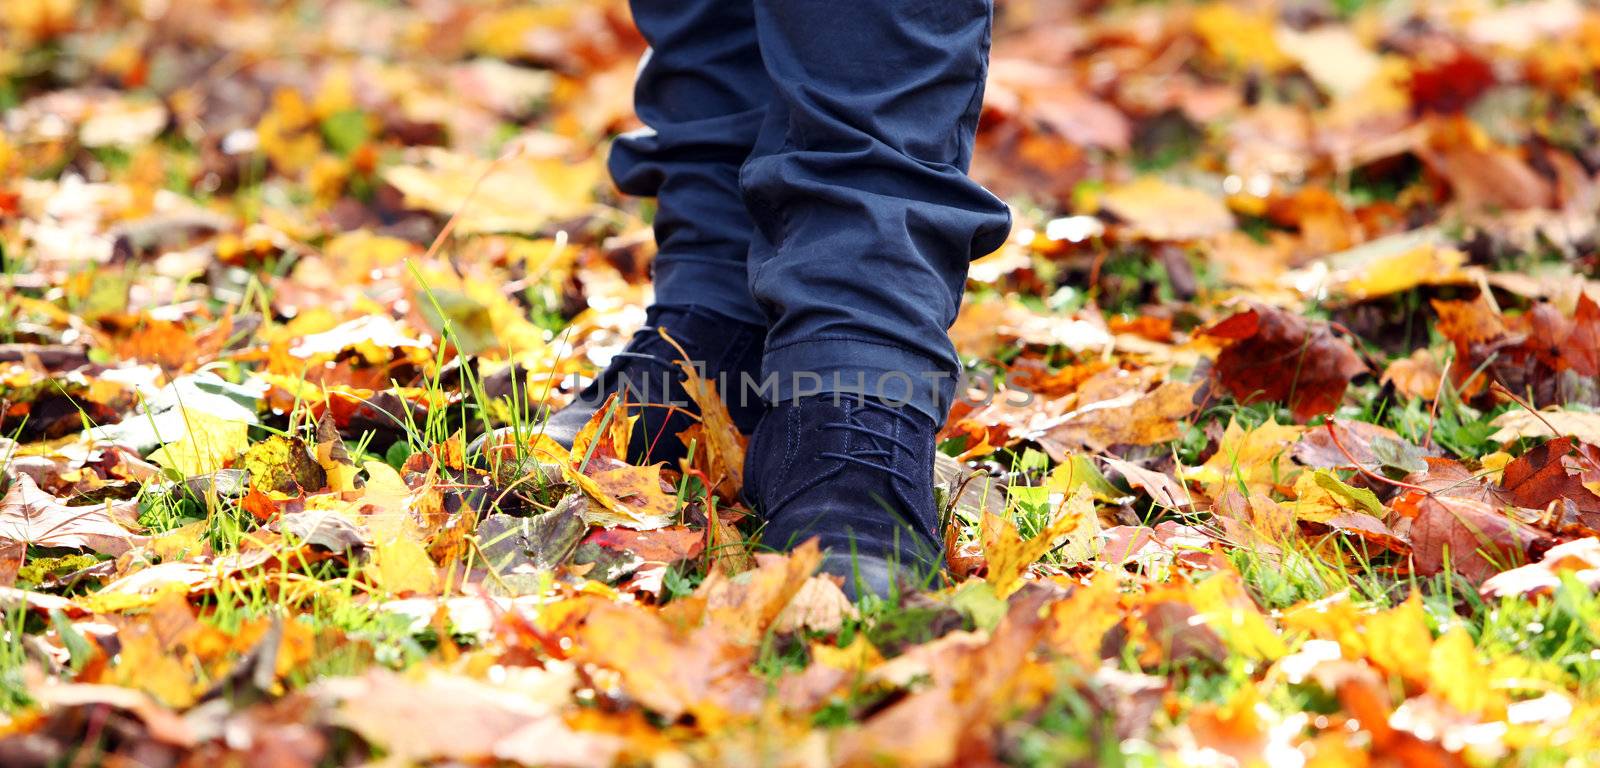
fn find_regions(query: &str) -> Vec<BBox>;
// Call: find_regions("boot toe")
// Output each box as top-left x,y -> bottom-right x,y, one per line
818,550 -> 939,601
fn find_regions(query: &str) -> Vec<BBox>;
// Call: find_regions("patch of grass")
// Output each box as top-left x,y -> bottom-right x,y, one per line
1473,576 -> 1600,692
850,593 -> 969,658
1002,665 -> 1125,766
0,605 -> 34,712
1380,373 -> 1504,459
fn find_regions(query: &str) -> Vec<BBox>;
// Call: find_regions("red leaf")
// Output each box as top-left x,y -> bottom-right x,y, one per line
1562,294 -> 1600,377
1203,303 -> 1367,421
1408,49 -> 1496,114
1501,437 -> 1600,514
1406,495 -> 1552,584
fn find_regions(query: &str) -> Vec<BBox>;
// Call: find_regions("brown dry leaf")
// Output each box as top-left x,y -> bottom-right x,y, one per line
1099,177 -> 1235,241
986,59 -> 1131,151
1277,25 -> 1382,99
381,146 -> 604,236
1215,488 -> 1298,544
321,668 -> 618,766
582,526 -> 704,566
0,585 -> 87,618
776,636 -> 882,712
1499,436 -> 1600,513
772,575 -> 857,634
1489,409 -> 1600,446
25,683 -> 195,749
1432,294 -> 1511,346
1031,380 -> 1200,459
571,600 -> 763,724
1563,293 -> 1600,377
493,717 -> 627,768
1400,493 -> 1553,584
1480,537 -> 1600,598
0,539 -> 22,587
0,475 -> 144,555
835,591 -> 1057,767
1100,455 -> 1193,509
1382,349 -> 1444,401
700,540 -> 825,645
1403,456 -> 1511,506
1419,116 -> 1554,213
674,347 -> 746,498
1203,302 -> 1367,421
1293,419 -> 1420,473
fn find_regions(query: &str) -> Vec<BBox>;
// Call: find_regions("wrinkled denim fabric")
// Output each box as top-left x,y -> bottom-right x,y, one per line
610,0 -> 1012,422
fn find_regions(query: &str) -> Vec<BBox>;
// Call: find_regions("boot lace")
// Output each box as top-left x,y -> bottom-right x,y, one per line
817,398 -> 922,486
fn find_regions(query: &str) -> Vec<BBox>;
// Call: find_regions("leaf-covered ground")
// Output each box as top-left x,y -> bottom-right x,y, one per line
4,0 -> 1600,765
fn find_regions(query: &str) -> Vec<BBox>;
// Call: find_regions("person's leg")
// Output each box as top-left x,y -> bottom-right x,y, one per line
610,0 -> 769,326
738,0 -> 1012,597
741,0 -> 1012,421
478,0 -> 771,465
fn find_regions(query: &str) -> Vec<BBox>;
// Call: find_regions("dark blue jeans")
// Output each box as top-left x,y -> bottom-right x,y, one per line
609,0 -> 1012,422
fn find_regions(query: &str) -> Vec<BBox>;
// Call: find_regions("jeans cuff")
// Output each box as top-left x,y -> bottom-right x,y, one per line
652,255 -> 766,325
761,338 -> 955,424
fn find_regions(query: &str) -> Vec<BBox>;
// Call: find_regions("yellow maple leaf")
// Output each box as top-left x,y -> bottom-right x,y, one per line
1045,572 -> 1124,666
1193,3 -> 1293,72
316,413 -> 359,493
1289,471 -> 1371,524
1337,242 -> 1467,301
982,485 -> 1091,598
569,462 -> 677,530
1187,570 -> 1288,661
812,634 -> 884,673
1,0 -> 75,42
147,409 -> 251,478
1427,626 -> 1505,719
1099,177 -> 1235,241
673,341 -> 746,498
256,88 -> 321,175
1361,595 -> 1434,685
1286,593 -> 1433,687
570,392 -> 635,468
111,626 -> 196,708
1185,417 -> 1303,499
372,535 -> 440,596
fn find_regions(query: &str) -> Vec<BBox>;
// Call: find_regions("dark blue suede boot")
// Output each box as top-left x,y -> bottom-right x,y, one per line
741,394 -> 946,600
474,304 -> 766,466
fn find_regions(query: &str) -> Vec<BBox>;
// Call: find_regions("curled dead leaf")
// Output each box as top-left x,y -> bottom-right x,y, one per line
0,475 -> 145,556
1203,302 -> 1366,421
